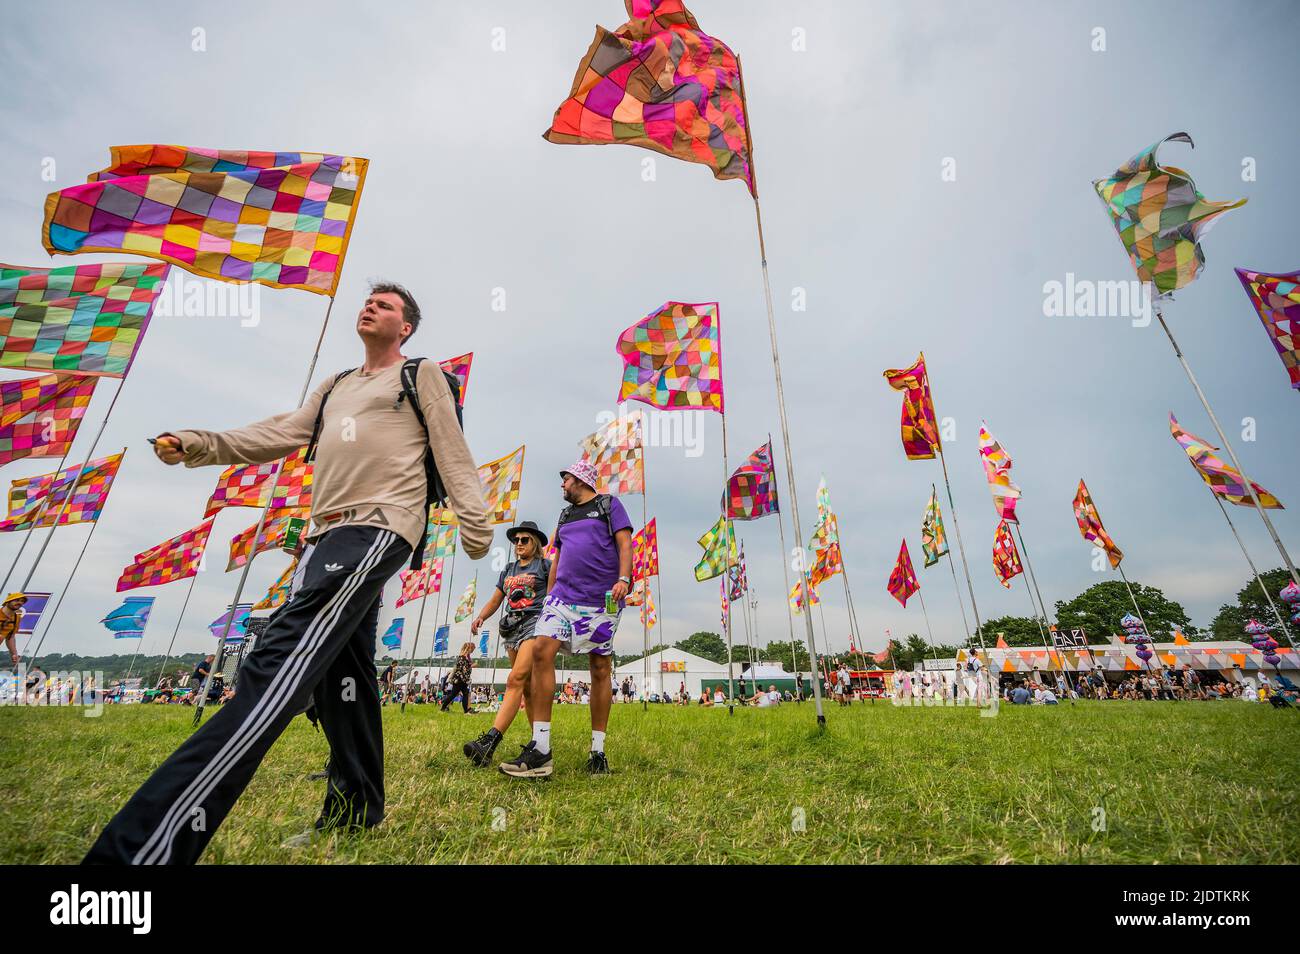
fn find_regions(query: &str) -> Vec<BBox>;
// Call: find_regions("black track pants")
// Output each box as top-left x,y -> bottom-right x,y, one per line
84,527 -> 410,865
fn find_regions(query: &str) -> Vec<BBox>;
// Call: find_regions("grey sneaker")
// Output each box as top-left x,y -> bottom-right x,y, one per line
498,740 -> 553,779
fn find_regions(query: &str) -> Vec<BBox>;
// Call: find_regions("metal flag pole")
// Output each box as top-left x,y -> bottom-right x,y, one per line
1116,564 -> 1151,637
194,292 -> 338,727
1210,492 -> 1294,647
916,589 -> 936,648
935,442 -> 985,650
0,441 -> 77,595
402,586 -> 433,713
770,433 -> 802,687
1013,521 -> 1074,687
1155,303 -> 1297,586
738,57 -> 825,725
641,493 -> 650,712
153,572 -> 200,687
719,410 -> 735,711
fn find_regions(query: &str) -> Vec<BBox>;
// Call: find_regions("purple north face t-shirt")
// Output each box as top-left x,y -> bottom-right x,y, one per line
549,494 -> 633,608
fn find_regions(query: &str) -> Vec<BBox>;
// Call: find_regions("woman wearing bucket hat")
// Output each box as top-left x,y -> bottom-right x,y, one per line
461,521 -> 552,765
1,593 -> 27,666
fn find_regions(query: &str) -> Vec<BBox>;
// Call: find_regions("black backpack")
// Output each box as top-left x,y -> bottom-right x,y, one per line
556,493 -> 615,540
305,357 -> 463,569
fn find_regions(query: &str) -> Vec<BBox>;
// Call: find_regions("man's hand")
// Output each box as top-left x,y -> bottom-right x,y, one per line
611,580 -> 629,603
9,652 -> 18,667
470,616 -> 482,636
153,434 -> 184,465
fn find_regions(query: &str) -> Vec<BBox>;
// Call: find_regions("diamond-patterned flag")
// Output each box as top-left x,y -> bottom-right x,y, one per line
624,576 -> 647,606
396,557 -> 444,608
694,515 -> 737,582
883,353 -> 940,460
0,261 -> 168,377
438,352 -> 474,407
0,373 -> 96,468
478,446 -> 524,525
887,539 -> 920,607
101,596 -> 154,639
633,517 -> 659,581
641,583 -> 657,628
810,540 -> 843,589
978,425 -> 1021,522
1073,479 -> 1124,569
454,578 -> 477,623
788,577 -> 819,615
1169,414 -> 1282,508
544,0 -> 752,193
725,440 -> 778,520
0,451 -> 124,531
117,517 -> 215,591
1093,132 -> 1245,297
920,484 -> 948,568
720,577 -> 729,630
727,543 -> 748,601
430,520 -> 458,559
205,446 -> 312,517
809,476 -> 839,550
226,506 -> 308,571
579,412 -> 644,495
992,519 -> 1023,589
381,618 -> 404,651
1235,267 -> 1300,391
253,558 -> 297,610
43,146 -> 368,296
617,301 -> 723,413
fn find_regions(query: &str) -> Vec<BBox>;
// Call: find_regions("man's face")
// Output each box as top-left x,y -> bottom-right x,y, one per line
561,473 -> 589,503
356,291 -> 410,345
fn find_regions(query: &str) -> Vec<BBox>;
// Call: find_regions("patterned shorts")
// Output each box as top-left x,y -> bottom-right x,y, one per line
534,595 -> 621,656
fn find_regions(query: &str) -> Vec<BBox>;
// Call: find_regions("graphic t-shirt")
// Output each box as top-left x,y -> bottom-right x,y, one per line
549,495 -> 632,607
495,557 -> 550,633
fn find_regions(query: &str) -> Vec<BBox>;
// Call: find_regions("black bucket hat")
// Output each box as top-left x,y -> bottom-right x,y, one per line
506,520 -> 548,547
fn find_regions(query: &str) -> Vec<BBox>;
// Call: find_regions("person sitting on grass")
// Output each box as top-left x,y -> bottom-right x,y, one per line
698,689 -> 712,707
1010,683 -> 1031,705
713,685 -> 726,705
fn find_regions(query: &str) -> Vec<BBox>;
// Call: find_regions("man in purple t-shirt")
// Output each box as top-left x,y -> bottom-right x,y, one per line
499,458 -> 632,779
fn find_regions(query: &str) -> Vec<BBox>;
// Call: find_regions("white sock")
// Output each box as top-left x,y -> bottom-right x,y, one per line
532,722 -> 551,755
591,730 -> 606,753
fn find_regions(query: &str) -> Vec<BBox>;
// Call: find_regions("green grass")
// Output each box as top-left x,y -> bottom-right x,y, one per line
2,699 -> 1296,864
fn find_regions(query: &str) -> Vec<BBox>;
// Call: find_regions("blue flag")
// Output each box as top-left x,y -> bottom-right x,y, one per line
16,591 -> 51,634
433,624 -> 450,655
381,618 -> 404,650
478,628 -> 490,657
101,596 -> 154,639
208,603 -> 253,643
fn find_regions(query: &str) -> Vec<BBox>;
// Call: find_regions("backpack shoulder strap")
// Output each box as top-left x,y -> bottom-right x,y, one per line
305,368 -> 357,462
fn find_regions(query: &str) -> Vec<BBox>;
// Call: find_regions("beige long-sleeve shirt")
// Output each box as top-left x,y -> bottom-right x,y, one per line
174,358 -> 492,559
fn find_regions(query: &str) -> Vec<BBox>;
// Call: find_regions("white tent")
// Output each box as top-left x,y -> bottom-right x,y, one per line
613,647 -> 732,698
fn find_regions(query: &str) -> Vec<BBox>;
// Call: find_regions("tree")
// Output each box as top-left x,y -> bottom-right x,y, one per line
1209,567 -> 1294,641
976,614 -> 1047,647
673,631 -> 729,664
757,639 -> 810,673
1054,580 -> 1196,642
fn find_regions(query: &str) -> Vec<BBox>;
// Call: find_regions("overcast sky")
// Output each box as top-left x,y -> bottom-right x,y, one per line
1,0 -> 1296,664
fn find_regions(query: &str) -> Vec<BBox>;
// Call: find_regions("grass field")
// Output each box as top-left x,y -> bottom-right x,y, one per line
2,699 -> 1297,864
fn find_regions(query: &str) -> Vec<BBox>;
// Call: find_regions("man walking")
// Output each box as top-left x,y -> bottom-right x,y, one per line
84,282 -> 491,864
498,459 -> 632,778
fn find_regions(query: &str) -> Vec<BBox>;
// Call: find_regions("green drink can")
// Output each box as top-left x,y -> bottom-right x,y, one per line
604,590 -> 617,614
282,516 -> 307,553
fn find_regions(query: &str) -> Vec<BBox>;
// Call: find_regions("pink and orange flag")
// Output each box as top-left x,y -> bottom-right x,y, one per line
633,518 -> 660,581
887,539 -> 919,607
617,301 -> 723,413
579,412 -> 644,495
438,352 -> 474,407
1169,414 -> 1282,509
725,440 -> 778,520
1073,479 -> 1123,569
543,0 -> 753,193
1235,267 -> 1299,391
205,446 -> 312,517
0,451 -> 124,531
117,517 -> 215,591
396,558 -> 444,608
978,424 -> 1021,522
992,519 -> 1023,588
253,559 -> 297,610
227,507 -> 307,571
883,353 -> 940,460
0,373 -> 96,468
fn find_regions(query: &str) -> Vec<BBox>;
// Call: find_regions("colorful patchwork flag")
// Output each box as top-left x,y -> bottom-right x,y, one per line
101,596 -> 154,639
381,618 -> 404,651
0,373 -> 96,468
43,146 -> 368,296
1235,267 -> 1300,391
810,541 -> 843,589
978,425 -> 1021,522
617,301 -> 723,413
725,440 -> 778,520
992,520 -> 1023,589
253,558 -> 297,610
579,412 -> 644,495
544,0 -> 752,193
0,451 -> 124,531
0,261 -> 168,377
478,446 -> 524,525
1169,414 -> 1282,508
788,577 -> 819,615
641,583 -> 657,628
1073,479 -> 1124,569
720,577 -> 729,629
633,517 -> 659,581
438,352 -> 474,407
887,539 -> 919,607
396,557 -> 444,608
625,577 -> 646,606
809,476 -> 838,550
454,578 -> 477,623
1093,133 -> 1245,297
920,485 -> 948,567
209,603 -> 252,642
543,532 -> 559,565
205,446 -> 312,517
694,515 -> 736,581
430,520 -> 458,559
226,506 -> 308,570
117,517 -> 215,591
727,543 -> 748,601
883,354 -> 940,460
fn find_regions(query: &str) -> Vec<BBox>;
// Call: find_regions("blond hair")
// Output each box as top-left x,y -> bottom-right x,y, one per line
460,641 -> 476,657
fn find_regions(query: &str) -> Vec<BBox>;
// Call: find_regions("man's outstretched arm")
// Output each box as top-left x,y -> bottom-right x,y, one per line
156,379 -> 331,468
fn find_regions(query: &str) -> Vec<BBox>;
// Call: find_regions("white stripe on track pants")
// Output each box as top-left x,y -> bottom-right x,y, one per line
84,526 -> 410,865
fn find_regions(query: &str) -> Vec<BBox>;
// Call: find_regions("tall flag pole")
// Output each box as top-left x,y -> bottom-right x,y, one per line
1093,133 -> 1295,585
921,484 -> 972,644
0,442 -> 78,595
1208,491 -> 1294,647
769,433 -> 804,685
